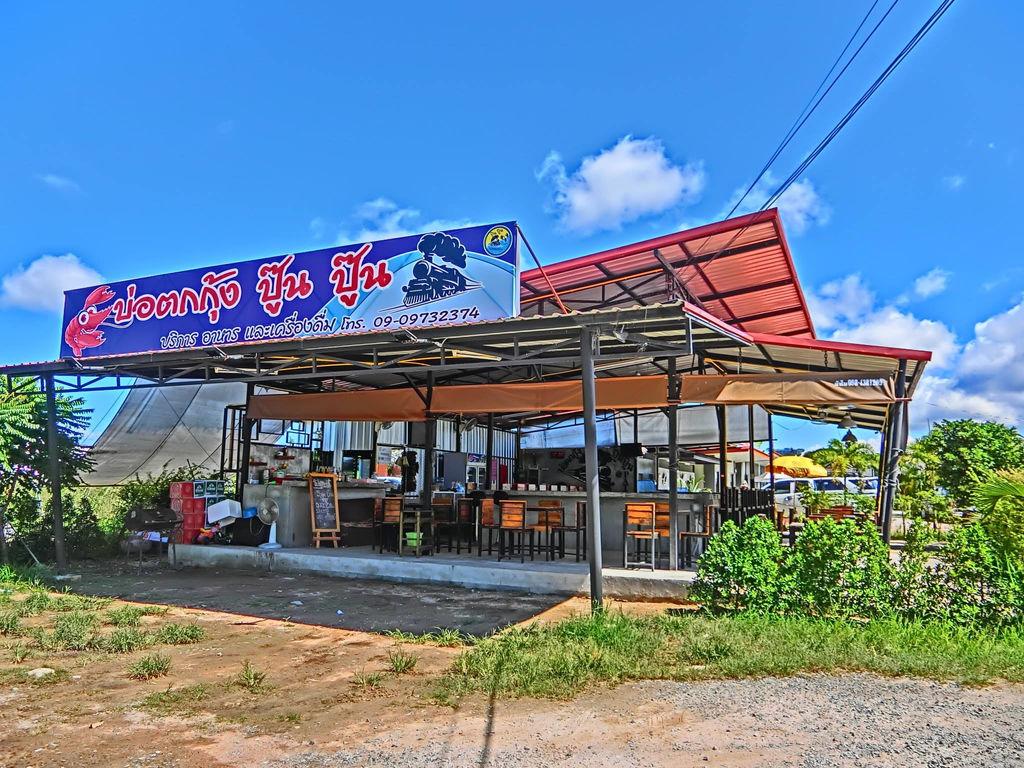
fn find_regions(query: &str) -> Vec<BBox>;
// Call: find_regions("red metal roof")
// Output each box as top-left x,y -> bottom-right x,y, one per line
520,209 -> 816,338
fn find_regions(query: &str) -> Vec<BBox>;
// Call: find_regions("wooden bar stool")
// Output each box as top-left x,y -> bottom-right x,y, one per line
374,497 -> 403,552
623,501 -> 658,570
498,499 -> 534,563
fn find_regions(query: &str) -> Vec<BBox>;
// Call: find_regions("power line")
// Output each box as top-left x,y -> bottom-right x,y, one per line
726,0 -> 893,219
689,0 -> 957,292
762,0 -> 958,210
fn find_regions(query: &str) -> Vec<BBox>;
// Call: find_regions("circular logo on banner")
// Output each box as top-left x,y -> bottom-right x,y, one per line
483,225 -> 512,257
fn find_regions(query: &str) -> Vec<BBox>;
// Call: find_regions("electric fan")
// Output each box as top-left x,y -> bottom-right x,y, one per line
256,498 -> 282,550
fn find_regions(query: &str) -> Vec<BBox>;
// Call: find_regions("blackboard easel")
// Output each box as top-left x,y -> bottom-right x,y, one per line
308,472 -> 341,548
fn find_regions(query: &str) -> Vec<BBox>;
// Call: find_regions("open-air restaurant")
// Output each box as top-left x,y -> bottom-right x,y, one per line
0,210 -> 931,602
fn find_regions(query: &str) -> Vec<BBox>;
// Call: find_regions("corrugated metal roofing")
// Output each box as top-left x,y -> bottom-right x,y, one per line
520,209 -> 815,338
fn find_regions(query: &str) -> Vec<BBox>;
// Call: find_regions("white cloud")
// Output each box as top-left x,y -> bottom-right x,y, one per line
35,173 -> 80,193
721,171 -> 830,235
0,254 -> 104,312
942,174 -> 966,190
309,216 -> 327,240
805,273 -> 875,331
911,268 -> 950,299
336,198 -> 471,244
537,135 -> 705,234
806,271 -> 1024,430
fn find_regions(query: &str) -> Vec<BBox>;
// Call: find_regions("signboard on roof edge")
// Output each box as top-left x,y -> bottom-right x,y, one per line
60,222 -> 519,359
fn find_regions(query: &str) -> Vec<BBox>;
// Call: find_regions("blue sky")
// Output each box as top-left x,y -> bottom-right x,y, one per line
2,1 -> 1021,450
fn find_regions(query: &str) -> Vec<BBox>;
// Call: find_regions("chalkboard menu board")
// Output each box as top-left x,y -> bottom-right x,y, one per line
308,473 -> 340,532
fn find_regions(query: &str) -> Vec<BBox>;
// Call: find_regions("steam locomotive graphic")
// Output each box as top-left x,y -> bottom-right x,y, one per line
401,231 -> 481,308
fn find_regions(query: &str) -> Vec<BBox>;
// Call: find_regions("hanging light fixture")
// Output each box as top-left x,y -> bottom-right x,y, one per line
841,428 -> 858,444
838,412 -> 856,429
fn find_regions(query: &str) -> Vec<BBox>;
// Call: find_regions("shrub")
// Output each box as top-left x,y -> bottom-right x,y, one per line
690,517 -> 785,614
928,523 -> 1024,627
782,518 -> 893,619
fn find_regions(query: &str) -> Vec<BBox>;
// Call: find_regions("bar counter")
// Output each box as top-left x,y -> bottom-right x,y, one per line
504,489 -> 716,557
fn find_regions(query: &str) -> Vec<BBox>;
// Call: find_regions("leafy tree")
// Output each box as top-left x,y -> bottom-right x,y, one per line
917,420 -> 1024,507
0,378 -> 92,565
895,439 -> 952,527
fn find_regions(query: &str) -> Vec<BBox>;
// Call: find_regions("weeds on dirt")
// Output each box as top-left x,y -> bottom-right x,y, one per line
434,610 -> 1024,703
0,611 -> 21,636
45,611 -> 101,651
386,647 -> 419,674
106,605 -> 168,627
104,627 -> 152,654
154,622 -> 205,645
9,643 -> 30,663
127,653 -> 172,680
21,591 -> 52,615
48,592 -> 110,612
0,667 -> 70,686
385,627 -> 475,647
279,712 -> 302,724
234,659 -> 269,693
141,683 -> 211,715
351,670 -> 386,689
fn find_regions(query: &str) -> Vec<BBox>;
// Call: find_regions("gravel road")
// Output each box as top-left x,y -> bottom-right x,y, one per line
265,674 -> 1024,768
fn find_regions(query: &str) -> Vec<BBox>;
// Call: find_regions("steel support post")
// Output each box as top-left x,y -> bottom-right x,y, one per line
45,375 -> 68,574
667,357 -> 679,571
485,412 -> 495,491
880,360 -> 908,544
580,327 -> 604,610
238,383 -> 255,495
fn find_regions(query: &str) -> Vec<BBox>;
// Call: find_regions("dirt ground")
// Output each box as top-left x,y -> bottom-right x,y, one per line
2,561 -> 1023,768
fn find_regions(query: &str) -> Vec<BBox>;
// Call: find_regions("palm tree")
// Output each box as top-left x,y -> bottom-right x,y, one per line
805,438 -> 879,500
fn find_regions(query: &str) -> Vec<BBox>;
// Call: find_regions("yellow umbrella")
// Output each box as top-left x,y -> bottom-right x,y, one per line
769,455 -> 828,478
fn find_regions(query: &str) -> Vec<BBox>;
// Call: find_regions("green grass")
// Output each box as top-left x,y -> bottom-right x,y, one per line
127,653 -> 172,680
9,643 -> 31,663
384,627 -> 476,647
434,610 -> 1024,703
386,647 -> 419,674
141,683 -> 211,715
154,623 -> 205,645
0,611 -> 21,636
234,660 -> 268,693
105,605 -> 169,627
43,611 -> 101,651
351,670 -> 386,689
104,627 -> 152,654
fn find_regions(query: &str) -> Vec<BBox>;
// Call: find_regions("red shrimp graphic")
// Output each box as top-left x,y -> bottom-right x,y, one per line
63,286 -> 116,356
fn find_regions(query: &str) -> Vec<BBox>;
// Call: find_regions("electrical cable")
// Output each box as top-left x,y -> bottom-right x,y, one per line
761,0 -> 958,211
725,0 -> 892,219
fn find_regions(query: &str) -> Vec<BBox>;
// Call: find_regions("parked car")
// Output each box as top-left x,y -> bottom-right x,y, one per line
763,476 -> 866,509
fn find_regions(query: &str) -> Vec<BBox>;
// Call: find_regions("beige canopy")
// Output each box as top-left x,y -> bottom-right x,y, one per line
246,371 -> 894,422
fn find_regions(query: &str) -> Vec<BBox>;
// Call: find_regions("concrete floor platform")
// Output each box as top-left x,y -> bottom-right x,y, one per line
174,544 -> 694,600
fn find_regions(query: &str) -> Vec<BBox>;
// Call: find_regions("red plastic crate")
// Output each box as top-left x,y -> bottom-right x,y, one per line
178,482 -> 194,499
192,498 -> 206,513
183,511 -> 205,529
170,498 -> 183,513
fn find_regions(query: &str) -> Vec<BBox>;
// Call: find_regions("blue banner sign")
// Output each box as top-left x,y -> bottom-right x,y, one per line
60,222 -> 519,359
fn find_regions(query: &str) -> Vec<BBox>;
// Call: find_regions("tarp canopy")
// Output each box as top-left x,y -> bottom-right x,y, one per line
246,372 -> 891,423
679,372 -> 894,405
